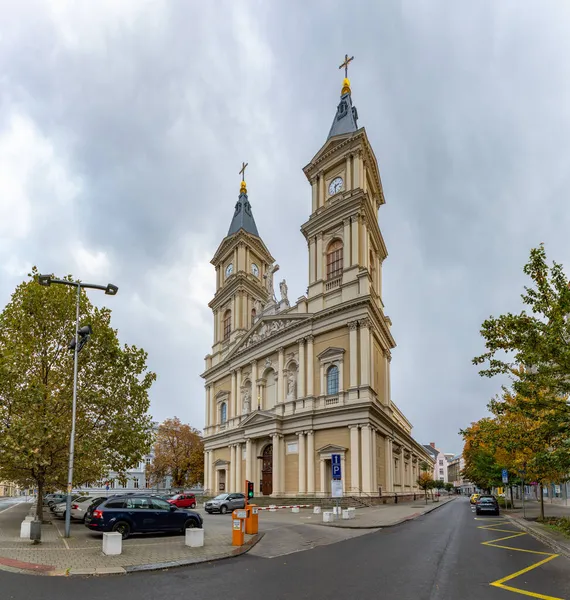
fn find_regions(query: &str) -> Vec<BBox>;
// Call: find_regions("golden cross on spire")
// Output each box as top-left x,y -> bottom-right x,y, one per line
339,54 -> 354,78
239,161 -> 248,194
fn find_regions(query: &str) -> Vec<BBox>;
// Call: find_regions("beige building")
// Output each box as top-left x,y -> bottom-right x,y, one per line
0,481 -> 18,497
202,69 -> 432,498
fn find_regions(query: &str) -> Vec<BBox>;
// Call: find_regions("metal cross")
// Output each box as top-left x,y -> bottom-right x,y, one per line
239,161 -> 248,179
339,54 -> 354,78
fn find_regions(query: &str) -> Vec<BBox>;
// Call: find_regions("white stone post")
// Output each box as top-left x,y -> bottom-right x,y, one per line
307,431 -> 315,494
349,425 -> 360,493
102,532 -> 122,555
298,432 -> 306,494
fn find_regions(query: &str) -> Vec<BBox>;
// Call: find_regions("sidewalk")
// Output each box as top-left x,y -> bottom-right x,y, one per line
317,496 -> 456,529
0,503 -> 261,576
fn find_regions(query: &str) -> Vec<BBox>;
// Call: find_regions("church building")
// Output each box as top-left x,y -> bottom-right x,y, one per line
202,59 -> 433,498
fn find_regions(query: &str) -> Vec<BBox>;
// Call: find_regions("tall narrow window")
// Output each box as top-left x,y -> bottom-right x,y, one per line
223,309 -> 232,340
327,364 -> 339,395
251,308 -> 256,327
220,402 -> 227,424
326,240 -> 344,279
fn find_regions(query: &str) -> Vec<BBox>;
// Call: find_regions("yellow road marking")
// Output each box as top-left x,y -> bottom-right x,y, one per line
476,517 -> 562,599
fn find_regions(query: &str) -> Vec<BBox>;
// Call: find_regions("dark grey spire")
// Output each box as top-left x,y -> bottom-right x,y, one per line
327,83 -> 359,139
227,181 -> 259,237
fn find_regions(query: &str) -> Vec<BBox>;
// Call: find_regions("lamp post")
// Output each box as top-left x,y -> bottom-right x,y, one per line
38,275 -> 118,538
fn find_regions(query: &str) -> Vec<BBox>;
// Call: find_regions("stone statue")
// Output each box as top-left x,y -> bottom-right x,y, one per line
287,370 -> 296,399
241,387 -> 251,415
253,298 -> 262,315
264,263 -> 280,302
279,279 -> 288,304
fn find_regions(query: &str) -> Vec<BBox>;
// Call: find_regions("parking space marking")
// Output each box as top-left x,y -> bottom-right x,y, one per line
477,518 -> 562,600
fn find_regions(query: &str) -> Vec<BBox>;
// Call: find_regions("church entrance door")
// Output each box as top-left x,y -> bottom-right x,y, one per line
261,445 -> 273,496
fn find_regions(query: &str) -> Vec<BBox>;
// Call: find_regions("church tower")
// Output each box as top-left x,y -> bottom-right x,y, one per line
301,55 -> 387,315
208,167 -> 274,362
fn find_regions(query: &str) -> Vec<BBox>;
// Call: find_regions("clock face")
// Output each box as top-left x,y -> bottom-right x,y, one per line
251,263 -> 259,277
225,263 -> 233,278
329,177 -> 343,195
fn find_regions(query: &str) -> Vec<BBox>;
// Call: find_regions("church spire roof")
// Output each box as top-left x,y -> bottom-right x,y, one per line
227,163 -> 259,237
327,54 -> 359,139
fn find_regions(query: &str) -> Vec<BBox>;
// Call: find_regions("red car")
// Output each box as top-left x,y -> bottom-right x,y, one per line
167,493 -> 197,509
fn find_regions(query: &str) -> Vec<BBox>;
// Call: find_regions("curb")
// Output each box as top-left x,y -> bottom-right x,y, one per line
0,533 -> 265,577
505,516 -> 570,559
315,498 -> 456,530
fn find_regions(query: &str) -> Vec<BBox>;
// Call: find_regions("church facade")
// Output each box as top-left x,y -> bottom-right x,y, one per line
202,68 -> 432,498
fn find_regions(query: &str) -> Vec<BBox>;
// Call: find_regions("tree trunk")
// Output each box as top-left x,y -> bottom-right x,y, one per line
539,483 -> 545,520
425,490 -> 428,505
35,479 -> 43,521
509,486 -> 515,510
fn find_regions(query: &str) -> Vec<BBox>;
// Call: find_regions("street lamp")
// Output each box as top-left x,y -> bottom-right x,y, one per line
38,275 -> 118,538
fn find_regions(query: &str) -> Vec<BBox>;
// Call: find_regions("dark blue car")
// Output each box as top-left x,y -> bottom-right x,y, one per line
84,494 -> 203,539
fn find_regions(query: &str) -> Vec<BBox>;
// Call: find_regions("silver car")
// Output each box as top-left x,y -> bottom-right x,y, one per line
204,493 -> 246,514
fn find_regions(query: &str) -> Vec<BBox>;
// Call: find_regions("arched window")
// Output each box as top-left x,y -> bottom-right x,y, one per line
251,308 -> 256,327
223,309 -> 232,340
220,402 -> 227,424
327,364 -> 339,395
327,239 -> 343,279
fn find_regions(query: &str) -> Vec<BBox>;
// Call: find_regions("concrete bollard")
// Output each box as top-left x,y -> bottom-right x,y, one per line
102,532 -> 122,556
185,528 -> 205,548
342,509 -> 350,520
20,520 -> 32,539
291,507 -> 300,513
333,506 -> 342,515
313,506 -> 321,514
323,511 -> 334,523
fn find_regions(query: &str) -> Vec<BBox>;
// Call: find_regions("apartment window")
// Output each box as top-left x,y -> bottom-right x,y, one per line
327,364 -> 339,395
133,478 -> 139,489
439,459 -> 443,466
220,402 -> 227,424
326,239 -> 343,279
439,468 -> 444,475
223,309 -> 232,340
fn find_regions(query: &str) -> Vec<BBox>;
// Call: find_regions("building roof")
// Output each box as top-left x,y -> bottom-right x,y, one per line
227,181 -> 259,237
422,445 -> 439,459
327,80 -> 359,139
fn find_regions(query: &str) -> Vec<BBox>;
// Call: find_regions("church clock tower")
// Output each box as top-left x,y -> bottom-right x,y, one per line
208,165 -> 274,359
301,55 -> 387,314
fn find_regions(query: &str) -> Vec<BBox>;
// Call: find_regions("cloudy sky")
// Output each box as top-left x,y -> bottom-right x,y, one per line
2,0 -> 570,454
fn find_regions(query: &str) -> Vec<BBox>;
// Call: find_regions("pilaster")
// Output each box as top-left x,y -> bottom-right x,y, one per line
298,432 -> 306,494
360,424 -> 372,493
359,319 -> 371,387
349,425 -> 360,492
298,338 -> 306,398
306,336 -> 314,396
306,431 -> 315,494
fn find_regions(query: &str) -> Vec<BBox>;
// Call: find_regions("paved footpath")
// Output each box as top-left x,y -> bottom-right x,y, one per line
0,497 -> 455,576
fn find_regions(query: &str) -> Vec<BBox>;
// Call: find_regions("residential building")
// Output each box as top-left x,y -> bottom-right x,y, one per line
201,66 -> 433,498
0,481 -> 18,497
423,443 -> 451,483
447,453 -> 476,495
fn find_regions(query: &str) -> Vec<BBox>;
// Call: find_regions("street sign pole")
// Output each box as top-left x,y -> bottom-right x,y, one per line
502,469 -> 509,509
331,454 -> 342,519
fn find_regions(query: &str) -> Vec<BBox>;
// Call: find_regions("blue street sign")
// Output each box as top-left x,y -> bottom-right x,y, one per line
332,453 -> 342,480
502,469 -> 508,484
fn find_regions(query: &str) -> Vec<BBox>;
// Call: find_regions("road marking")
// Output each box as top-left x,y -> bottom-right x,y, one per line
51,520 -> 70,550
0,503 -> 22,514
477,518 -> 562,599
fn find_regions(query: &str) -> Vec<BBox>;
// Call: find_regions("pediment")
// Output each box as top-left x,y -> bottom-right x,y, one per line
317,346 -> 345,360
227,314 -> 311,359
240,410 -> 276,427
213,459 -> 229,467
306,132 -> 357,168
317,444 -> 347,454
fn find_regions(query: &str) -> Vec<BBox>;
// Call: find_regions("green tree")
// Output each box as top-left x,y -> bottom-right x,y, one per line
460,420 -> 503,493
146,417 -> 204,489
444,482 -> 454,493
0,268 -> 156,520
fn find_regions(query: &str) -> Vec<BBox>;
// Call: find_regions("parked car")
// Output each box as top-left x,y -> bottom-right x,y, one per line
44,493 -> 67,507
204,493 -> 246,514
84,494 -> 202,539
52,495 -> 84,518
469,493 -> 480,505
167,493 -> 197,509
475,495 -> 500,516
71,496 -> 107,522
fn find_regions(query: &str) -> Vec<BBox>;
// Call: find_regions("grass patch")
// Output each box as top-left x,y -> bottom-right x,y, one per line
538,516 -> 570,538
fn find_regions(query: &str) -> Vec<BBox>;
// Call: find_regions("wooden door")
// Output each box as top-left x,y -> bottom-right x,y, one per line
261,445 -> 273,496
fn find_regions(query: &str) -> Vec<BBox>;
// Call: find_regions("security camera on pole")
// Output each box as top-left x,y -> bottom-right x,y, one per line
38,275 -> 118,538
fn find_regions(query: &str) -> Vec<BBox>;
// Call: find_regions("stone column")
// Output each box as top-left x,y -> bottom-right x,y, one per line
229,445 -> 236,492
386,352 -> 392,404
279,436 -> 285,495
371,429 -> 378,494
309,240 -> 316,285
203,451 -> 209,491
298,432 -> 306,494
277,347 -> 285,403
351,215 -> 359,266
245,439 -> 252,481
384,437 -> 393,492
319,458 -> 326,496
307,431 -> 315,494
320,363 -> 325,396
230,371 -> 236,420
360,425 -> 372,493
353,152 -> 360,190
235,443 -> 242,493
306,336 -> 314,396
346,156 -> 352,190
319,174 -> 325,207
349,321 -> 358,388
311,177 -> 318,213
272,434 -> 280,496
208,451 -> 214,494
343,218 -> 351,266
251,360 -> 258,406
349,425 -> 360,493
236,368 -> 242,416
359,319 -> 370,387
316,234 -> 323,280
205,386 -> 210,428
298,338 -> 306,398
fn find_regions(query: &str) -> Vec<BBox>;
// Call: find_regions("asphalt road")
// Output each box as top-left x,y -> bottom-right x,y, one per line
1,496 -> 570,600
